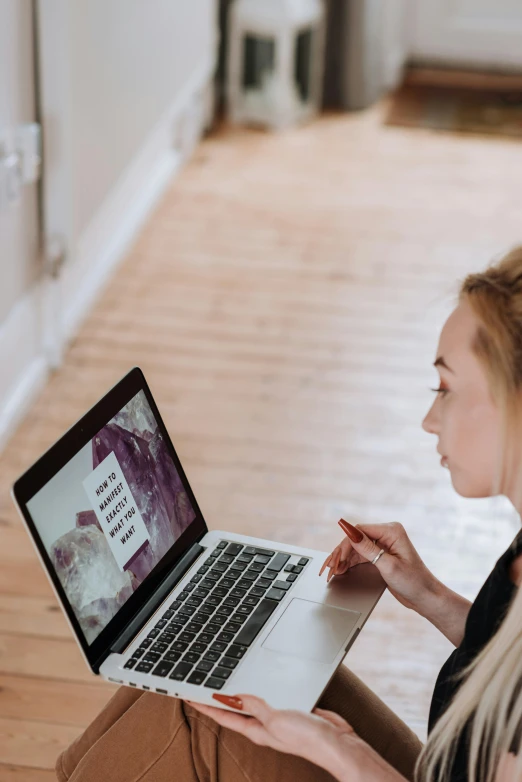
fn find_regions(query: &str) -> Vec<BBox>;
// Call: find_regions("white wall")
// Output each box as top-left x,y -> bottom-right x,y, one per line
0,0 -> 217,450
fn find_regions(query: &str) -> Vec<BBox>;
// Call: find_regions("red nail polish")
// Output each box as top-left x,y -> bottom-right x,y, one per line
212,694 -> 243,710
338,519 -> 363,543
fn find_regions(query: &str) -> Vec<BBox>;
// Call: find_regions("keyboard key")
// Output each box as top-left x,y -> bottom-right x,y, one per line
261,571 -> 277,581
205,556 -> 217,565
206,571 -> 221,582
230,613 -> 247,624
171,641 -> 189,653
152,660 -> 174,677
199,632 -> 216,644
155,618 -> 167,629
179,631 -> 196,643
237,604 -> 254,615
216,541 -> 228,549
196,659 -> 214,672
201,578 -> 215,589
273,580 -> 291,591
204,651 -> 221,663
204,676 -> 225,690
164,650 -> 182,663
229,561 -> 247,572
166,623 -> 183,634
178,591 -> 191,601
227,570 -> 241,581
254,555 -> 271,565
170,599 -> 182,610
224,644 -> 248,660
217,631 -> 235,643
193,587 -> 210,598
207,595 -> 222,606
243,546 -> 257,555
191,642 -> 208,654
199,604 -> 215,615
212,667 -> 232,680
136,661 -> 154,673
222,596 -> 240,608
183,651 -> 201,664
211,549 -> 222,558
244,595 -> 260,606
266,553 -> 290,572
133,647 -> 146,658
124,658 -> 137,669
250,587 -> 266,597
140,638 -> 153,648
266,588 -> 286,602
214,586 -> 229,597
186,596 -> 203,607
178,605 -> 196,616
193,613 -> 210,626
220,578 -> 235,589
216,605 -> 234,616
143,651 -> 161,663
173,613 -> 190,624
212,614 -> 227,626
184,582 -> 196,592
234,599 -> 278,646
190,573 -> 202,583
249,562 -> 264,572
213,562 -> 228,573
292,565 -> 304,574
257,578 -> 272,589
286,573 -> 298,582
160,633 -> 175,644
242,571 -> 258,581
205,623 -> 221,635
147,628 -> 160,639
284,564 -> 294,572
152,642 -> 168,653
210,641 -> 228,653
236,553 -> 254,563
187,670 -> 207,685
186,622 -> 204,634
230,587 -> 247,599
224,622 -> 242,635
225,543 -> 243,556
255,548 -> 275,556
198,565 -> 209,575
169,662 -> 193,681
219,657 -> 239,670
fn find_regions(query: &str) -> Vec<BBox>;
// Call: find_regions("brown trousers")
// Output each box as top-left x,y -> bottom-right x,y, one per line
56,666 -> 423,782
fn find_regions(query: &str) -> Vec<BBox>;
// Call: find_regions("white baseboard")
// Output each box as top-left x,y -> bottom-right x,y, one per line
0,56 -> 214,454
0,286 -> 49,447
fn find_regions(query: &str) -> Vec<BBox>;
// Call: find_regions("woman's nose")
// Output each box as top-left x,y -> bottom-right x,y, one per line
422,402 -> 439,435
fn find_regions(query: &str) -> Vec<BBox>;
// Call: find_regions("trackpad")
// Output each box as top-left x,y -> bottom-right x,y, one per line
261,598 -> 360,663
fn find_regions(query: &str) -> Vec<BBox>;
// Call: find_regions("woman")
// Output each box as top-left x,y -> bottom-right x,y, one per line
58,247 -> 522,782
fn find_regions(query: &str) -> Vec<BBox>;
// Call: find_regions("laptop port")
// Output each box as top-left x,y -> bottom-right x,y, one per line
156,688 -> 168,695
129,683 -> 136,687
142,685 -> 150,690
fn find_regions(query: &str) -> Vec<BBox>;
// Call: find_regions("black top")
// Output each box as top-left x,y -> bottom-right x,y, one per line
428,529 -> 522,780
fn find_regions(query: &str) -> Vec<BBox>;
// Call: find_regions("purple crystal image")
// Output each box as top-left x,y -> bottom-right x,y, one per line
45,390 -> 196,644
49,525 -> 139,644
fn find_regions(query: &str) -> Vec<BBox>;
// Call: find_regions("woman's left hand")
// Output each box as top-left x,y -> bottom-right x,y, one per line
185,693 -> 359,776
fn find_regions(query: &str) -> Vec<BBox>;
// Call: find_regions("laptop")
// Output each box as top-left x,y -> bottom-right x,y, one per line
12,367 -> 385,713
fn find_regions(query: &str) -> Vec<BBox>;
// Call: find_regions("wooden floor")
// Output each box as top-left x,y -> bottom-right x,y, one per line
2,102 -> 522,780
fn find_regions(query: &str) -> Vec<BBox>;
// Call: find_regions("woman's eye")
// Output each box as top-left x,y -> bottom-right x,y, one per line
430,386 -> 449,396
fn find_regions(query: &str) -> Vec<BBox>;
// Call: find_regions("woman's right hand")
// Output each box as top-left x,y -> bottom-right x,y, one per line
319,519 -> 438,613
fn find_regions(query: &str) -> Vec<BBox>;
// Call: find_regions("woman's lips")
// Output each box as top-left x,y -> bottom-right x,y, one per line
441,456 -> 449,468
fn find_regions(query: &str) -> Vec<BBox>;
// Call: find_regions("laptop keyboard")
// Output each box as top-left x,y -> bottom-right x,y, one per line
122,541 -> 309,691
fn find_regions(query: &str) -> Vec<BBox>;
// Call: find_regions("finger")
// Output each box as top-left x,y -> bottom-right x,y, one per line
184,700 -> 257,732
313,708 -> 353,730
338,520 -> 384,567
327,548 -> 341,582
319,552 -> 334,577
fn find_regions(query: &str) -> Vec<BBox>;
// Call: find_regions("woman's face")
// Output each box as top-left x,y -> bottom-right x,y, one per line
422,299 -> 503,498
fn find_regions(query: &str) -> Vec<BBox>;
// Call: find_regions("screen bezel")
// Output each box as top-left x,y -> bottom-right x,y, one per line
12,367 -> 208,672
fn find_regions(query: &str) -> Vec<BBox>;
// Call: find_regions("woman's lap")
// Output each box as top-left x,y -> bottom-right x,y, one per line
57,666 -> 423,782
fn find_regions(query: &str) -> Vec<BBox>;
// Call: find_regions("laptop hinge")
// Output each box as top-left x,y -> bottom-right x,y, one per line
108,541 -> 205,657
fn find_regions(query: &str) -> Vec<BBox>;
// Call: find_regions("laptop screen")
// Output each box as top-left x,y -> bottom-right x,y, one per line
26,389 -> 197,645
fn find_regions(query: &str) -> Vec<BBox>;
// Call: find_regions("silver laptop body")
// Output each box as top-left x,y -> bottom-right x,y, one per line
12,368 -> 385,714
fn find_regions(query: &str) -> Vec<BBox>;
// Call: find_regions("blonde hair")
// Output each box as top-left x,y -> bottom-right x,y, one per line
416,246 -> 522,782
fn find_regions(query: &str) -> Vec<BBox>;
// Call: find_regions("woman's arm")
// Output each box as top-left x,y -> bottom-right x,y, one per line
325,730 -> 410,782
413,575 -> 472,647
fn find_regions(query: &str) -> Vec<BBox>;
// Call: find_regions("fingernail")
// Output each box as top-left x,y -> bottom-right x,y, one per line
212,694 -> 243,710
338,519 -> 363,543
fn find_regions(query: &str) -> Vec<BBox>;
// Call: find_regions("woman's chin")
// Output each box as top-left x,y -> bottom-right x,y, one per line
448,470 -> 493,499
